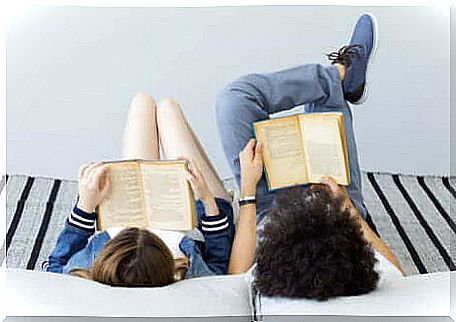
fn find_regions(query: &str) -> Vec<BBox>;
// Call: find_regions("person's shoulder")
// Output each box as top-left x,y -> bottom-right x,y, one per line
88,230 -> 111,252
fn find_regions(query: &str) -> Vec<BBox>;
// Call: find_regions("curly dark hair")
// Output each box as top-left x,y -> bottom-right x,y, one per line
254,185 -> 379,301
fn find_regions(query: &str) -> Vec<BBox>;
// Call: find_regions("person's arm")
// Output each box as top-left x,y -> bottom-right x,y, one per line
46,206 -> 97,273
194,198 -> 234,274
186,140 -> 262,275
186,162 -> 234,274
347,205 -> 405,276
227,139 -> 263,274
320,176 -> 406,276
227,189 -> 257,274
46,163 -> 110,273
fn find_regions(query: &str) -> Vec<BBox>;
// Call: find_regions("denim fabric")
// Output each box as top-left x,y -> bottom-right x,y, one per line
215,64 -> 366,223
62,229 -> 110,274
46,198 -> 234,278
182,197 -> 235,277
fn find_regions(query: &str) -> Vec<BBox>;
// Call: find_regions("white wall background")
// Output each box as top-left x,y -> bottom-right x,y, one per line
451,5 -> 456,179
6,6 -> 451,180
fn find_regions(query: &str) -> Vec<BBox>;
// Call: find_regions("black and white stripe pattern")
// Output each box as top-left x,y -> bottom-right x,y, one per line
363,172 -> 455,275
367,173 -> 428,274
1,173 -> 455,275
442,177 -> 456,198
68,206 -> 97,232
1,175 -> 78,269
392,175 -> 455,270
0,174 -> 7,194
201,214 -> 229,233
6,176 -> 35,253
26,179 -> 62,270
41,260 -> 49,271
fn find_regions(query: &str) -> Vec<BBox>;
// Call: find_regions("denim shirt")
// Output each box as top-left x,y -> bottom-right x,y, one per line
43,198 -> 235,279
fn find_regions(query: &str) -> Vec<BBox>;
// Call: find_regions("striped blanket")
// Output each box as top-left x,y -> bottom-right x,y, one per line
1,173 -> 455,275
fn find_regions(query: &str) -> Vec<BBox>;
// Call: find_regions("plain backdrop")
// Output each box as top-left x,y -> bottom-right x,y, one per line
6,5 -> 451,180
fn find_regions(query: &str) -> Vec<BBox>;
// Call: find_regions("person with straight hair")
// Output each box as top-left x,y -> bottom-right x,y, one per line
44,95 -> 263,287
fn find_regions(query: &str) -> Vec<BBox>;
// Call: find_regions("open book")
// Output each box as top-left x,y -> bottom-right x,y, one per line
253,112 -> 350,191
97,160 -> 196,231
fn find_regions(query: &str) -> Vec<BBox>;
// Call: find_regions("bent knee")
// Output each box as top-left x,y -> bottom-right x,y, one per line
156,98 -> 184,121
131,92 -> 156,107
157,98 -> 181,109
215,81 -> 252,121
215,84 -> 236,115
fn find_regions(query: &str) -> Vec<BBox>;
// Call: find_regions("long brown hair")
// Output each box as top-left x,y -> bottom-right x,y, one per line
71,227 -> 175,287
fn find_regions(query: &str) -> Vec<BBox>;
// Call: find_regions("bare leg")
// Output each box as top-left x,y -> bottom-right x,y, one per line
121,93 -> 160,160
156,98 -> 231,202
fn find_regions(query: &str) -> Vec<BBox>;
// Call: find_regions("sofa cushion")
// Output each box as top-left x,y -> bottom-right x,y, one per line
6,268 -> 251,317
258,271 -> 452,317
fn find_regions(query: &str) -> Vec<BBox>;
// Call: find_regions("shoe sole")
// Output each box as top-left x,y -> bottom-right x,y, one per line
350,12 -> 378,105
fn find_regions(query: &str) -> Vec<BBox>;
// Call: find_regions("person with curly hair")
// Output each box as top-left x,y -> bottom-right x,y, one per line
254,176 -> 404,300
215,14 -> 404,300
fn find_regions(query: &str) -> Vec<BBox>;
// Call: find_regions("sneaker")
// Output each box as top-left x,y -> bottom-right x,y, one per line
327,14 -> 377,104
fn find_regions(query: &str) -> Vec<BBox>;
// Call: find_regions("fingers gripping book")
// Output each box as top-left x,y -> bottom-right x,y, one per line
97,160 -> 196,231
254,112 -> 350,191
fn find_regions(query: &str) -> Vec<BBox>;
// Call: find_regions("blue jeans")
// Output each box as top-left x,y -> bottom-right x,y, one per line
215,64 -> 367,222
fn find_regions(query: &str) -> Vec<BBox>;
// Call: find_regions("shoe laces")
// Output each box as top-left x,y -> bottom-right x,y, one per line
326,45 -> 363,68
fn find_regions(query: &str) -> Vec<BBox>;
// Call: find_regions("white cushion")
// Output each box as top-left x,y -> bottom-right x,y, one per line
6,269 -> 251,317
6,265 -> 453,317
259,270 -> 453,316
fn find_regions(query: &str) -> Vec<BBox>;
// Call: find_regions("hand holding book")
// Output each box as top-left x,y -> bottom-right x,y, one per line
77,162 -> 111,213
186,162 -> 213,200
186,162 -> 219,216
253,113 -> 350,191
239,139 -> 263,197
318,175 -> 353,211
228,139 -> 263,274
97,160 -> 197,231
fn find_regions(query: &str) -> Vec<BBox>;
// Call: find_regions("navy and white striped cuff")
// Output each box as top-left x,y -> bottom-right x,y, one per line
67,206 -> 97,232
201,214 -> 229,233
41,260 -> 49,271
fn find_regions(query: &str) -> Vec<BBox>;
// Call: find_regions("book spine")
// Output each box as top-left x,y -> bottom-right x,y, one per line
252,122 -> 273,192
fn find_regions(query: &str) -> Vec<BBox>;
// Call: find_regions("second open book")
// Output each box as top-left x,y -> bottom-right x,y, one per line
97,160 -> 196,231
254,112 -> 350,191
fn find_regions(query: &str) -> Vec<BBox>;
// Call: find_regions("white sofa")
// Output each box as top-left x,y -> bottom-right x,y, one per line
258,271 -> 453,317
258,253 -> 454,317
5,268 -> 454,319
5,269 -> 252,317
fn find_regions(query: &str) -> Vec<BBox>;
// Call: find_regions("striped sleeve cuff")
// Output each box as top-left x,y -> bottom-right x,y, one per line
67,205 -> 97,232
201,214 -> 229,233
41,260 -> 49,271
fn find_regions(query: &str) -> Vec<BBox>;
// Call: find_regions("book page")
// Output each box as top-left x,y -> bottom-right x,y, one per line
98,162 -> 148,230
254,116 -> 308,190
140,161 -> 194,231
299,114 -> 349,185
